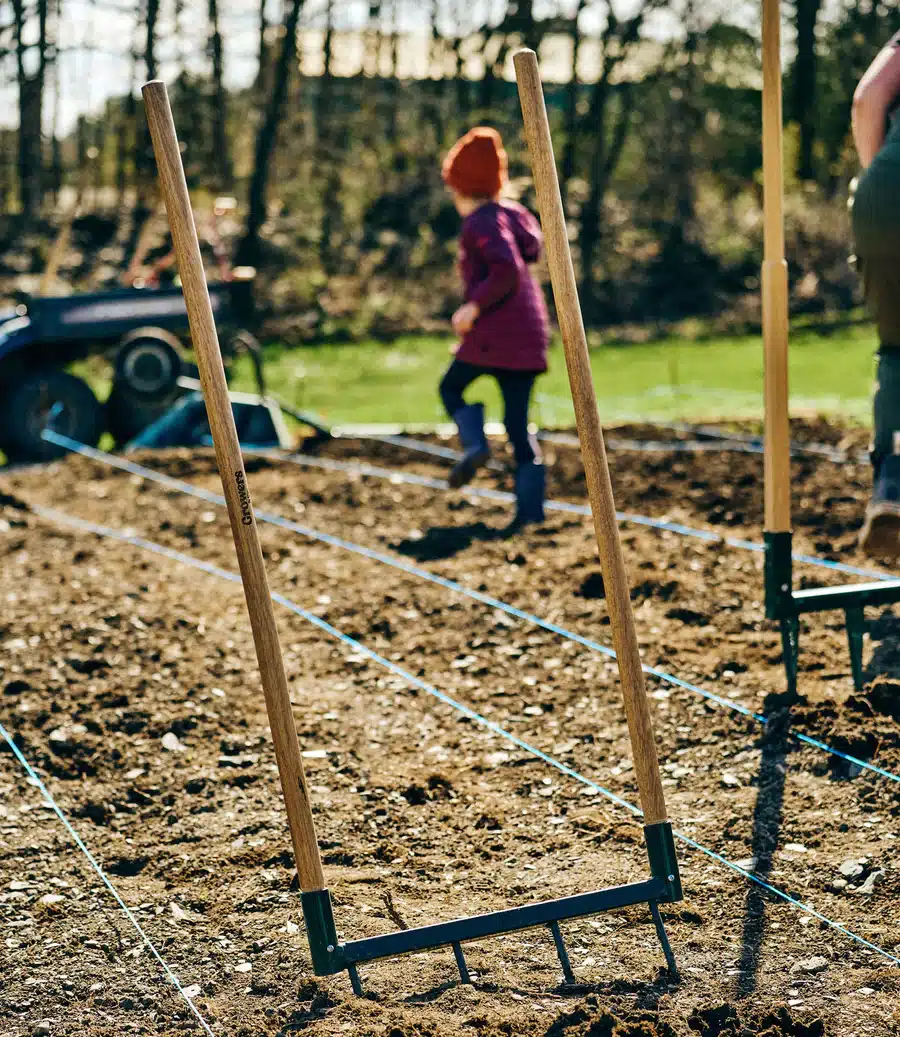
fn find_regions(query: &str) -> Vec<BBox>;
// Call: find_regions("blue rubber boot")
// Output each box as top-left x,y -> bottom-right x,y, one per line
449,403 -> 490,488
514,461 -> 545,526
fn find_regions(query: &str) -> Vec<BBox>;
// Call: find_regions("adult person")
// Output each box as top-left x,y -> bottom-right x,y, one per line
851,31 -> 900,557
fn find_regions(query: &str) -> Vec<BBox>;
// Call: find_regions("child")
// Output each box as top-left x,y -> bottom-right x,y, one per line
851,31 -> 900,557
439,126 -> 550,526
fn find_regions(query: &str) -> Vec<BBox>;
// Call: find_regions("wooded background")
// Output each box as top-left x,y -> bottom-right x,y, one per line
1,0 -> 898,338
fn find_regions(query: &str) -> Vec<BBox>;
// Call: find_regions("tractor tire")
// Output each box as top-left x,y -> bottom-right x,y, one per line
2,370 -> 103,463
114,327 -> 183,401
105,382 -> 177,447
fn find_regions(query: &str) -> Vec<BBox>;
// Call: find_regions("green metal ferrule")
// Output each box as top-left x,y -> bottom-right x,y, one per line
764,531 -> 794,620
644,821 -> 683,903
301,888 -> 345,975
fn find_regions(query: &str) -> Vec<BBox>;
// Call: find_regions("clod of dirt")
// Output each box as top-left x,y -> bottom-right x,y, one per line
576,572 -> 605,599
401,783 -> 428,805
546,1001 -> 676,1036
0,491 -> 30,511
860,678 -> 900,721
687,1003 -> 826,1037
66,655 -> 109,676
665,607 -> 710,626
106,856 -> 149,877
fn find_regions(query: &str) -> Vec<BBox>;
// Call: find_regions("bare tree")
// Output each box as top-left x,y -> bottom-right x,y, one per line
792,0 -> 823,180
578,1 -> 661,313
314,0 -> 334,137
12,0 -> 49,219
136,0 -> 160,199
561,0 -> 588,207
238,0 -> 306,266
450,0 -> 469,122
367,0 -> 382,76
208,0 -> 231,186
257,0 -> 270,100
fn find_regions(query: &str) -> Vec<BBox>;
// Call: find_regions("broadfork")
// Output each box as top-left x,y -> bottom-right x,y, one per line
142,71 -> 682,994
759,0 -> 900,693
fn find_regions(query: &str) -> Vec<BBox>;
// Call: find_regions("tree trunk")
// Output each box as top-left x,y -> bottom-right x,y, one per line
256,0 -> 270,100
137,0 -> 160,200
578,72 -> 610,313
793,0 -> 822,181
315,0 -> 334,138
577,6 -> 650,315
451,0 -> 468,122
561,0 -> 587,209
429,0 -> 445,148
367,1 -> 382,77
238,0 -> 305,266
118,44 -> 139,207
386,0 -> 400,144
208,0 -> 232,187
13,0 -> 48,219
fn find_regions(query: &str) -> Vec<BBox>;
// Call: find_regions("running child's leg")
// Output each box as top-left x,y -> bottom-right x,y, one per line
440,360 -> 491,488
498,370 -> 544,525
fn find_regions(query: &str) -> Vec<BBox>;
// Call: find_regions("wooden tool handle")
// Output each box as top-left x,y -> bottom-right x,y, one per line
761,0 -> 791,533
142,80 -> 326,892
514,50 -> 668,826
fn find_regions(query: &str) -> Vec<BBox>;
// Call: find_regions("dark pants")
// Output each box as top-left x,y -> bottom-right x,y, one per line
860,255 -> 900,350
439,360 -> 541,466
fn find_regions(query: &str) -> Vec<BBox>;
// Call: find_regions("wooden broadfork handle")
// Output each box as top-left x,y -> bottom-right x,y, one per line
142,80 -> 326,891
514,50 -> 668,825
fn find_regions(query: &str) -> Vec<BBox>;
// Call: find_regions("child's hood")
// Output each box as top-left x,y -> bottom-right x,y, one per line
464,200 -> 542,264
501,200 -> 542,264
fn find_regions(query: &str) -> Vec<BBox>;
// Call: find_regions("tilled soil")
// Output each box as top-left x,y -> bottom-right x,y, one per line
1,420 -> 899,1037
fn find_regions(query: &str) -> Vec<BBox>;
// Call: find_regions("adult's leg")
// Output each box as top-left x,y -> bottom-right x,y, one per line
497,370 -> 544,525
439,360 -> 491,488
859,253 -> 900,557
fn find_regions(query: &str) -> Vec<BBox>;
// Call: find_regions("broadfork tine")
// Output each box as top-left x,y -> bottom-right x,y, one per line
452,941 -> 471,984
548,921 -> 576,985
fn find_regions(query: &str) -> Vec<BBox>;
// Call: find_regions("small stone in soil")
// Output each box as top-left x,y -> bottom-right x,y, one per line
839,859 -> 864,879
794,956 -> 829,974
235,962 -> 252,973
33,1022 -> 51,1037
721,773 -> 741,787
182,984 -> 201,998
161,732 -> 185,752
854,869 -> 884,894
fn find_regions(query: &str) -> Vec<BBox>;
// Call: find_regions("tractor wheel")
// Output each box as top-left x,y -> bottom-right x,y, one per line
114,327 -> 183,401
105,382 -> 175,447
2,370 -> 103,463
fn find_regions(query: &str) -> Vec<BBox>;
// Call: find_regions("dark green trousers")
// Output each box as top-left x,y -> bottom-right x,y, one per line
851,151 -> 900,470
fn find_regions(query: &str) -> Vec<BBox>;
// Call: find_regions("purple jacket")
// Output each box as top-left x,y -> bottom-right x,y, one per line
455,200 -> 550,372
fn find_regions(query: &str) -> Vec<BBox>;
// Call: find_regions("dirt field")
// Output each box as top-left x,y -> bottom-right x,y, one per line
2,419 -> 899,1037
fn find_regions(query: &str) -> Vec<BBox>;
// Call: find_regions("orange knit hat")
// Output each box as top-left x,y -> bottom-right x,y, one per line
442,127 -> 508,198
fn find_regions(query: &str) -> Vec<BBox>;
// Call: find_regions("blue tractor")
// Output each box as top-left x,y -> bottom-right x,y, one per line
0,278 -> 262,462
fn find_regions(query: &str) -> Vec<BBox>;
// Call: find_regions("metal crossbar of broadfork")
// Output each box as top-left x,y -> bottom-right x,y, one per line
759,0 -> 900,695
141,66 -> 681,996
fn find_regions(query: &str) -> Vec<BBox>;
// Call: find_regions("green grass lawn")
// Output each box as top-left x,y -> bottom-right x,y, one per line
227,318 -> 879,429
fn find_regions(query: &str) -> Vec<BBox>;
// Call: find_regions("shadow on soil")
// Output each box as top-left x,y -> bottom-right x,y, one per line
393,521 -> 516,561
735,697 -> 792,999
